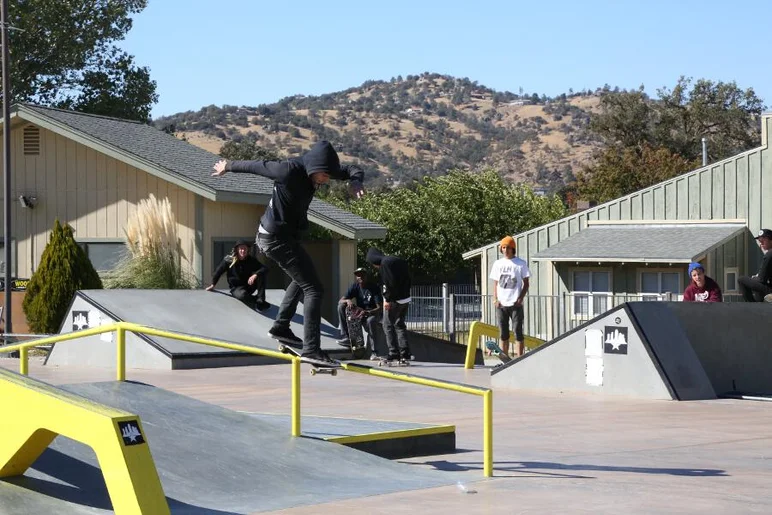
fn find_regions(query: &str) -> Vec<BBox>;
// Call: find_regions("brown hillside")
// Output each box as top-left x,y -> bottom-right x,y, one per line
155,73 -> 603,192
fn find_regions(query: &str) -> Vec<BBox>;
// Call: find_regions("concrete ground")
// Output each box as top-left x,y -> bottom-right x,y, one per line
2,357 -> 772,514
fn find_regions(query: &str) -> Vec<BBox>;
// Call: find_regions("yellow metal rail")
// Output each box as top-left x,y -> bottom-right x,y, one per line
465,321 -> 544,369
344,362 -> 493,476
1,321 -> 495,477
0,368 -> 169,514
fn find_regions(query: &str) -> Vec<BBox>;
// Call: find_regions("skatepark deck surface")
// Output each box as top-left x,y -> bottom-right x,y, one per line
2,358 -> 772,514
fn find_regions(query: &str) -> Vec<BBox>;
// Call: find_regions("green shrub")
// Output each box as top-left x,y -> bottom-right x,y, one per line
22,220 -> 103,333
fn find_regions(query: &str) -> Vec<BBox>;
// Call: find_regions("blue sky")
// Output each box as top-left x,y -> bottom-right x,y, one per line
122,0 -> 772,119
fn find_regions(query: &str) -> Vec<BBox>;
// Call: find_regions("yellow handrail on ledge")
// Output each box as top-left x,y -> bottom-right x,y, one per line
0,321 -> 495,477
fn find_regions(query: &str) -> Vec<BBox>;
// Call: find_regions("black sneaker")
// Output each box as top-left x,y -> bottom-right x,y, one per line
336,337 -> 351,347
300,350 -> 338,366
255,301 -> 271,312
268,326 -> 302,346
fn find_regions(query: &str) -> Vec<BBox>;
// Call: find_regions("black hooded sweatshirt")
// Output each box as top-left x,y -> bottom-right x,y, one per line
211,241 -> 265,289
225,141 -> 364,238
366,248 -> 411,302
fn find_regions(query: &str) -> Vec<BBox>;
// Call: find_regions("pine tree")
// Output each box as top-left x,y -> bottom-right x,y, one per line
22,220 -> 103,333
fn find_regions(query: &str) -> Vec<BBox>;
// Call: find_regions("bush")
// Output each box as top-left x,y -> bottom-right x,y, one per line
104,194 -> 196,289
22,220 -> 103,333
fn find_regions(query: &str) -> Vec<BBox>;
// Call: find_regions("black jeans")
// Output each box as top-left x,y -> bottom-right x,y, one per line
383,302 -> 410,359
257,233 -> 323,354
230,272 -> 266,308
738,276 -> 772,302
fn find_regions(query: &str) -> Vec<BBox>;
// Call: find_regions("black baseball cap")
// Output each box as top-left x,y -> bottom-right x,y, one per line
755,229 -> 772,240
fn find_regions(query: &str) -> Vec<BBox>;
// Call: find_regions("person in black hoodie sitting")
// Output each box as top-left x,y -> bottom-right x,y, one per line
212,141 -> 364,364
739,228 -> 772,302
366,247 -> 412,364
206,240 -> 270,311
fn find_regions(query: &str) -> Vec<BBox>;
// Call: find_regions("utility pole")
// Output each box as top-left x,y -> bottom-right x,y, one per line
701,137 -> 708,167
1,0 -> 12,335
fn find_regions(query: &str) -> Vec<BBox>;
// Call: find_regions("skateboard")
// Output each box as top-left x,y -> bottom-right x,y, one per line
377,357 -> 411,367
346,306 -> 367,359
485,340 -> 512,365
278,344 -> 342,376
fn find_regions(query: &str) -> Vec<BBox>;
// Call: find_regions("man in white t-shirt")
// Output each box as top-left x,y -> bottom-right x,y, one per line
489,236 -> 530,357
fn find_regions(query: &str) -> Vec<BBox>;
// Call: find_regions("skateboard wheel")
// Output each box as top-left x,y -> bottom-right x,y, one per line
310,369 -> 317,376
331,370 -> 338,376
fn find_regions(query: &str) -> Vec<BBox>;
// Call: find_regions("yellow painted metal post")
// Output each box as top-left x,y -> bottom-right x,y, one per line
483,389 -> 493,477
465,321 -> 480,369
116,326 -> 126,382
291,358 -> 301,436
19,347 -> 28,376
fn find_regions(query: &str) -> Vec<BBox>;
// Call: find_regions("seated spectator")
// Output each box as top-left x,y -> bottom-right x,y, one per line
206,240 -> 269,311
336,267 -> 383,359
683,262 -> 722,302
738,229 -> 772,302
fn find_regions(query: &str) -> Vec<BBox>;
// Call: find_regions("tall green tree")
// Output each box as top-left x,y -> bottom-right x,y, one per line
577,144 -> 700,203
6,0 -> 157,121
22,220 -> 103,333
330,169 -> 566,284
579,77 -> 765,202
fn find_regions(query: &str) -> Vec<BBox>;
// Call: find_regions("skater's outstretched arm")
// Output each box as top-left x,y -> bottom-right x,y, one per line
212,159 -> 291,181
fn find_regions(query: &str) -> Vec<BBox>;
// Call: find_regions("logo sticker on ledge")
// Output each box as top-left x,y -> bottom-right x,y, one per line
118,420 -> 145,446
604,326 -> 629,355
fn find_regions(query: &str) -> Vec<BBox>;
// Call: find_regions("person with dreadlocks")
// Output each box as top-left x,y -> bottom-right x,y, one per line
206,239 -> 270,311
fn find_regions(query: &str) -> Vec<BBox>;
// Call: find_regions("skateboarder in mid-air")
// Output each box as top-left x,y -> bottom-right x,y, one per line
212,141 -> 365,365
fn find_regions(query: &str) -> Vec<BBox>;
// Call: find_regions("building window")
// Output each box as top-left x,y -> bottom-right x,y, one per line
79,242 -> 129,272
724,267 -> 738,293
571,269 -> 611,318
639,270 -> 681,300
0,241 -> 16,275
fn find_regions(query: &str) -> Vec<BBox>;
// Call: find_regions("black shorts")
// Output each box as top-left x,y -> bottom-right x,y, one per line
497,304 -> 524,342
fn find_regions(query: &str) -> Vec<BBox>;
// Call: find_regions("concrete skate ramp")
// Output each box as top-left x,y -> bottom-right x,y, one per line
491,302 -> 716,400
631,302 -> 772,395
46,289 -> 476,370
46,289 -> 345,370
0,382 -> 454,514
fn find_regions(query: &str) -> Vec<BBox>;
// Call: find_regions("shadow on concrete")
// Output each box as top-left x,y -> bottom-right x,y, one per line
412,459 -> 727,478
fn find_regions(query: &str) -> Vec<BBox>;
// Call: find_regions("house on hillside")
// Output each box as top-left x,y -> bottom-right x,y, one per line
463,112 -> 772,341
0,104 -> 386,324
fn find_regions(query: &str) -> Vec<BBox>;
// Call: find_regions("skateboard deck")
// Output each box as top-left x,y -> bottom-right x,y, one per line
377,358 -> 411,367
278,344 -> 342,376
270,333 -> 302,348
485,340 -> 512,365
346,306 -> 367,359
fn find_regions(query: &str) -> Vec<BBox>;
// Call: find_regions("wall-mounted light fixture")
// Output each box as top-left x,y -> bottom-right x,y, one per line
18,195 -> 35,208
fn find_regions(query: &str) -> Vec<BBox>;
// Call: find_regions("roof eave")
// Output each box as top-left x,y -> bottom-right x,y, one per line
531,257 -> 694,264
12,105 -> 217,201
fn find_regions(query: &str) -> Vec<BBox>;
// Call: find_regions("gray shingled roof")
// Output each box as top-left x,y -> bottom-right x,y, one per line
532,223 -> 746,263
15,104 -> 386,238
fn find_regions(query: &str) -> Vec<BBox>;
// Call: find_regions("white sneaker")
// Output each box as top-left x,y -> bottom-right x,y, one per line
370,353 -> 380,361
765,294 -> 772,303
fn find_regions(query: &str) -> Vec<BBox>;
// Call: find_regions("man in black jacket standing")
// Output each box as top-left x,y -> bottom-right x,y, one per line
739,229 -> 772,302
212,141 -> 364,364
206,240 -> 269,311
366,247 -> 412,364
